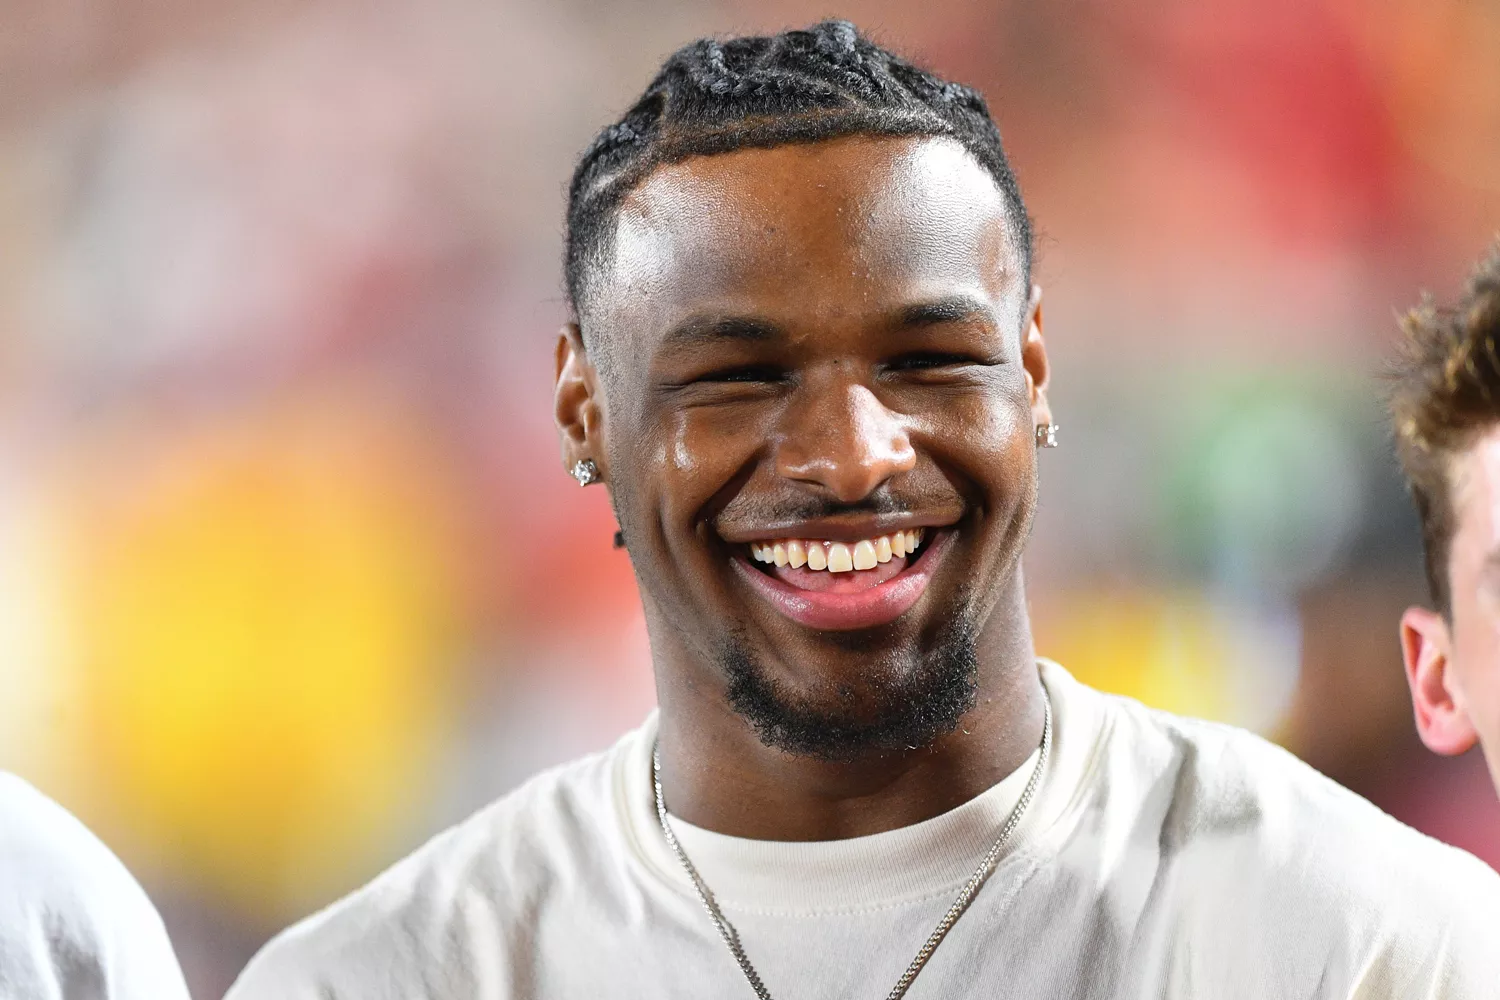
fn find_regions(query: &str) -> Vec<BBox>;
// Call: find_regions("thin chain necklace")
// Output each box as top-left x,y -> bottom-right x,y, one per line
652,692 -> 1052,1000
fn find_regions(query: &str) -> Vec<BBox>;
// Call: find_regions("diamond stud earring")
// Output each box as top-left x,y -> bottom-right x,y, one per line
571,459 -> 601,486
1034,423 -> 1059,449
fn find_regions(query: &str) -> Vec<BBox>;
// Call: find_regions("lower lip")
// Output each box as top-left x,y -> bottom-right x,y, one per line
731,532 -> 950,631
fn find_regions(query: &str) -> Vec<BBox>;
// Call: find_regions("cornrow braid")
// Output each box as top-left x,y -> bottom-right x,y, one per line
564,20 -> 1033,328
1388,241 -> 1500,613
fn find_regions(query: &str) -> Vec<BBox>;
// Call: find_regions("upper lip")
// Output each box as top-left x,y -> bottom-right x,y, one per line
717,514 -> 959,545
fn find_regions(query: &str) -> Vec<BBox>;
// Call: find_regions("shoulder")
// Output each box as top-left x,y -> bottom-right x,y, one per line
1105,689 -> 1490,879
0,773 -> 191,1000
0,772 -> 128,899
227,729 -> 640,999
1081,684 -> 1500,981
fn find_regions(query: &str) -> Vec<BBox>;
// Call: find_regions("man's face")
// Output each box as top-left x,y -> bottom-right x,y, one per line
561,135 -> 1048,758
1402,427 -> 1500,796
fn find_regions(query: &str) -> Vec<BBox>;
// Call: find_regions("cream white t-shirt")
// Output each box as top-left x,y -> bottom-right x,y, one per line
0,774 -> 192,1000
228,662 -> 1500,999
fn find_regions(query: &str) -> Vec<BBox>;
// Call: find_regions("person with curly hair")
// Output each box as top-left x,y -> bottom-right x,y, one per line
1390,243 -> 1500,800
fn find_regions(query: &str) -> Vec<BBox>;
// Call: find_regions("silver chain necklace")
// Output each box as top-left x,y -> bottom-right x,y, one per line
652,693 -> 1052,1000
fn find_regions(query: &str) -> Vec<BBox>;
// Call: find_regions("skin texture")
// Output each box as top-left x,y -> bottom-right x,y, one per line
555,135 -> 1053,839
1401,428 -> 1500,798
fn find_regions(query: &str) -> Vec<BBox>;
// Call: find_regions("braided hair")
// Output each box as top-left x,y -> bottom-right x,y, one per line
564,20 -> 1033,328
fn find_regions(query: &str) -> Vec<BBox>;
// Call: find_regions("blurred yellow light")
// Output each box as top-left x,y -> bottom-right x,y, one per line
1033,589 -> 1239,724
59,398 -> 462,918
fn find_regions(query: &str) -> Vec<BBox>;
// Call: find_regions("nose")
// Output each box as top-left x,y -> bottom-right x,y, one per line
774,378 -> 917,502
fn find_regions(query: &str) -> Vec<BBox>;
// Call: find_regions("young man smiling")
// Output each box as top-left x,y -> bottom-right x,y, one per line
229,22 -> 1500,999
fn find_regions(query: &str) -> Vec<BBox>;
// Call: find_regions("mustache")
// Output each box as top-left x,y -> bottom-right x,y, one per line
716,487 -> 945,527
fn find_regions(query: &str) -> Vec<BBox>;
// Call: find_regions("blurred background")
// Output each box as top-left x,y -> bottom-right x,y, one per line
4,0 -> 1500,993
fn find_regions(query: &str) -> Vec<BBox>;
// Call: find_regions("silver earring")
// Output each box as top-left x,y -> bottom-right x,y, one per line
571,459 -> 601,486
1034,423 -> 1059,449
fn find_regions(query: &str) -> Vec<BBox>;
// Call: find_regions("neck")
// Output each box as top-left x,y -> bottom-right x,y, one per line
651,579 -> 1046,842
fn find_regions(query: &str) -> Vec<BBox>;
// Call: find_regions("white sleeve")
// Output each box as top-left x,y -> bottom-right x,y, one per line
0,774 -> 192,1000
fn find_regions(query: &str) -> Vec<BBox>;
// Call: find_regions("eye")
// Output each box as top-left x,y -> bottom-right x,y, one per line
888,352 -> 984,371
696,365 -> 786,384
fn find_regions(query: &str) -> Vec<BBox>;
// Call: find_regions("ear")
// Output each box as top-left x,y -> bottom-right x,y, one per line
1399,606 -> 1479,755
554,323 -> 607,480
1022,284 -> 1052,429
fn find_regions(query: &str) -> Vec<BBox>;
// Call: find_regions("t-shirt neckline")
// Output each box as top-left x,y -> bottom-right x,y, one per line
614,660 -> 1107,916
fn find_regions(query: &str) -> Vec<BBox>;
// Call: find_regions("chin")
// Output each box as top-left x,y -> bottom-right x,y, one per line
718,600 -> 982,760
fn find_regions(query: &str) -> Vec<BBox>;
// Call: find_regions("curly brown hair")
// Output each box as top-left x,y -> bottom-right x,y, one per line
1389,242 -> 1500,615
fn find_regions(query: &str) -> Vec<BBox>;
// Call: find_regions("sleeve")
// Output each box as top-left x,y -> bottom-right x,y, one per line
0,775 -> 192,1000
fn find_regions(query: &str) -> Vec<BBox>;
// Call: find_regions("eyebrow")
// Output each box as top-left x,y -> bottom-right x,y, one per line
896,295 -> 999,330
660,314 -> 783,351
657,294 -> 999,351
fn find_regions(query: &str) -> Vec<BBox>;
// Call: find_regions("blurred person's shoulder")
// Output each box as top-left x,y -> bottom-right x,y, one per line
226,719 -> 653,999
1068,667 -> 1500,989
0,772 -> 192,1000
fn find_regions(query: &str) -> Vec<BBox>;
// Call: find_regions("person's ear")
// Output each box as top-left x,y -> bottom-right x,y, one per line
1400,606 -> 1479,755
554,323 -> 607,482
1022,284 -> 1052,429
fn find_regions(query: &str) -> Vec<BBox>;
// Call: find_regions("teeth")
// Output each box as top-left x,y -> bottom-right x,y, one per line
747,530 -> 927,573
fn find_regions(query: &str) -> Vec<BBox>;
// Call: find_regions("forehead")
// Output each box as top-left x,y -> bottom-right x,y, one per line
595,135 -> 1022,340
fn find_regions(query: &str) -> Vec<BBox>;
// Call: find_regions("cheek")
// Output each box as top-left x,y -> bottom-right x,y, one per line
1448,586 -> 1500,732
1454,641 -> 1500,755
986,393 -> 1032,455
1464,571 -> 1500,641
646,407 -> 765,520
980,393 -> 1041,533
928,388 -> 1034,490
1460,585 -> 1500,686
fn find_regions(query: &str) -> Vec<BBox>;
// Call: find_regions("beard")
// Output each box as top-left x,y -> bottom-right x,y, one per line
721,597 -> 981,762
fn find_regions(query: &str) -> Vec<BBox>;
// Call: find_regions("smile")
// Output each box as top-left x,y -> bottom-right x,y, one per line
731,528 -> 947,631
749,530 -> 924,574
